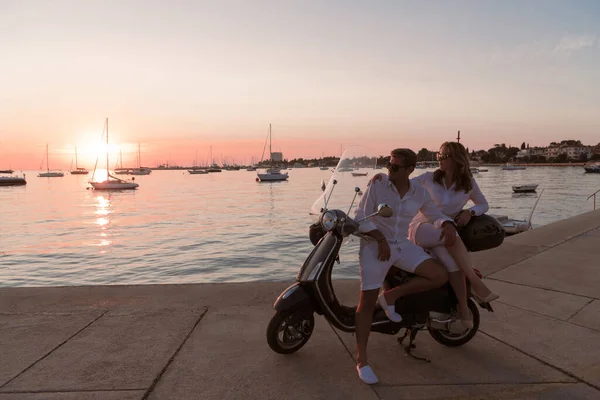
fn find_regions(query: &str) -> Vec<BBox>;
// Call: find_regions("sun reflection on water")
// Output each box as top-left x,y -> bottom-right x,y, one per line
94,195 -> 112,251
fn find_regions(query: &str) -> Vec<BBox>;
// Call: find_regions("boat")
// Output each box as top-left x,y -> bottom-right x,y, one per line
491,189 -> 544,235
257,124 -> 289,182
0,173 -> 26,186
501,164 -> 526,170
70,146 -> 89,174
584,162 -> 600,173
336,167 -> 354,172
470,167 -> 479,174
128,143 -> 152,175
319,166 -> 329,170
478,168 -> 488,172
38,144 -> 64,177
89,119 -> 139,190
246,166 -> 257,171
0,169 -> 14,174
512,184 -> 538,193
188,169 -> 208,174
351,171 -> 368,177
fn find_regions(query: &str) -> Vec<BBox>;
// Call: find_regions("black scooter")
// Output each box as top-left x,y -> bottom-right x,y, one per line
266,181 -> 504,361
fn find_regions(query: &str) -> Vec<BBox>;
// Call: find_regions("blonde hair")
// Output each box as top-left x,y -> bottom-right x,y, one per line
433,141 -> 473,193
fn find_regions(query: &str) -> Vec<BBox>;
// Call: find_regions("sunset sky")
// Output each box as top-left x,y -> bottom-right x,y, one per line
1,0 -> 599,169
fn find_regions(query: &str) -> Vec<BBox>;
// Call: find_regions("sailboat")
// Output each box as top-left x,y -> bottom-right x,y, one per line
70,146 -> 89,174
256,124 -> 288,182
38,144 -> 65,177
188,150 -> 208,174
89,119 -> 139,190
129,143 -> 152,175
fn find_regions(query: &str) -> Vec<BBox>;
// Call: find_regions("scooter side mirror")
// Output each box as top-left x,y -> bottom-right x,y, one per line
377,204 -> 393,218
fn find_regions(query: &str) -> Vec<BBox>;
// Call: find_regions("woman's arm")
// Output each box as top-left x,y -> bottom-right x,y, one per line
468,178 -> 489,215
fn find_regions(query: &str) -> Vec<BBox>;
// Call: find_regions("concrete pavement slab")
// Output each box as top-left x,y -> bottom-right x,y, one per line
490,236 -> 600,299
481,303 -> 600,389
1,308 -> 206,392
0,391 -> 144,399
484,280 -> 591,321
335,329 -> 571,386
513,209 -> 600,248
374,382 -> 599,400
469,242 -> 545,277
0,284 -> 289,314
148,306 -> 378,400
0,312 -> 104,387
569,300 -> 600,332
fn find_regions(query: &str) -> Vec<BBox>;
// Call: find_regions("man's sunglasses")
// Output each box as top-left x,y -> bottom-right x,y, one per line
437,153 -> 451,161
386,162 -> 407,172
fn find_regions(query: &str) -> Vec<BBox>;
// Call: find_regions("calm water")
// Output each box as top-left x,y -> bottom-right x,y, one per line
1,166 -> 599,287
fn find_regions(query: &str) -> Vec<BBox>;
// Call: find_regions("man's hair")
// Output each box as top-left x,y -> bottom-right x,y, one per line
390,148 -> 417,168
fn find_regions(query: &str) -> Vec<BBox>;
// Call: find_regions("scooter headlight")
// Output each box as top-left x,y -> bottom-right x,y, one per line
320,210 -> 338,231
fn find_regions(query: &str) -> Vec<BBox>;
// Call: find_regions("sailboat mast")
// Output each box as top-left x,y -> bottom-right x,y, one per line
106,118 -> 109,176
269,123 -> 272,164
138,143 -> 141,168
75,146 -> 78,168
46,143 -> 50,173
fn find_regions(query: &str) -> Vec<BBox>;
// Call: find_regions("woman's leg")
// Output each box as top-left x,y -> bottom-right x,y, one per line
415,224 -> 471,325
445,236 -> 498,301
427,246 -> 471,326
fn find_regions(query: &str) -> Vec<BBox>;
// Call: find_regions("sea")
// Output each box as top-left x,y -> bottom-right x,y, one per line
1,166 -> 598,287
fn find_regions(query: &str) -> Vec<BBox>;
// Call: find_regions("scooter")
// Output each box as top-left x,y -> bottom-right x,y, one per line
266,146 -> 504,361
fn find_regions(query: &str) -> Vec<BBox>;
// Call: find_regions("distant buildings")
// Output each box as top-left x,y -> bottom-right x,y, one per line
515,140 -> 598,162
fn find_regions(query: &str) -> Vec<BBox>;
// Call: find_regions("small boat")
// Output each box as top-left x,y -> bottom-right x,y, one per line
0,174 -> 26,186
491,189 -> 544,235
351,171 -> 368,177
512,184 -> 538,193
70,147 -> 89,174
319,166 -> 329,170
470,167 -> 479,174
478,168 -> 488,172
583,163 -> 600,173
336,166 -> 354,172
501,164 -> 526,170
492,215 -> 532,235
246,166 -> 257,171
0,169 -> 14,174
38,144 -> 64,177
257,124 -> 289,182
89,119 -> 139,190
188,169 -> 208,174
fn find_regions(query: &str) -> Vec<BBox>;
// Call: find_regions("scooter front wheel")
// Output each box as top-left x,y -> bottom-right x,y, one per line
428,299 -> 480,347
266,310 -> 314,354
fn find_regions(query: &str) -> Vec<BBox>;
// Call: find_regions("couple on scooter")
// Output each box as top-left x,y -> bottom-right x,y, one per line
354,142 -> 498,384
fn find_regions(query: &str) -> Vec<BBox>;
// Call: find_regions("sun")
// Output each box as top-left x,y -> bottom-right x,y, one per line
73,131 -> 122,168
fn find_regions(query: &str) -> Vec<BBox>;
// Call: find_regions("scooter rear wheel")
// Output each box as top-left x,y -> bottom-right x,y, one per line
428,299 -> 480,347
266,310 -> 314,354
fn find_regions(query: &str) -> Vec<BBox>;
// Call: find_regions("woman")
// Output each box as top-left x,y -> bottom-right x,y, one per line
413,142 -> 499,328
374,141 -> 498,328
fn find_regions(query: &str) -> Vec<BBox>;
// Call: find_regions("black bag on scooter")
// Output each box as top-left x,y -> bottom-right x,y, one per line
458,214 -> 505,252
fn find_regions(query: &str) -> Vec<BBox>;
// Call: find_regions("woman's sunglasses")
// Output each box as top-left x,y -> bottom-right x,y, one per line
386,162 -> 406,172
437,153 -> 452,161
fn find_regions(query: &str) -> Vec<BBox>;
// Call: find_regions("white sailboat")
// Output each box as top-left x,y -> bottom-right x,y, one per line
70,146 -> 89,174
257,124 -> 288,182
38,144 -> 64,177
89,119 -> 139,190
188,150 -> 208,174
129,143 -> 152,175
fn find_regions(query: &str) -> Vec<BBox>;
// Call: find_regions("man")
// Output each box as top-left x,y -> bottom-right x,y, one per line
354,148 -> 457,384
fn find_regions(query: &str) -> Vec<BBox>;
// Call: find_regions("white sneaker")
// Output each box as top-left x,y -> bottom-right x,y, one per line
378,293 -> 402,322
356,365 -> 379,384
